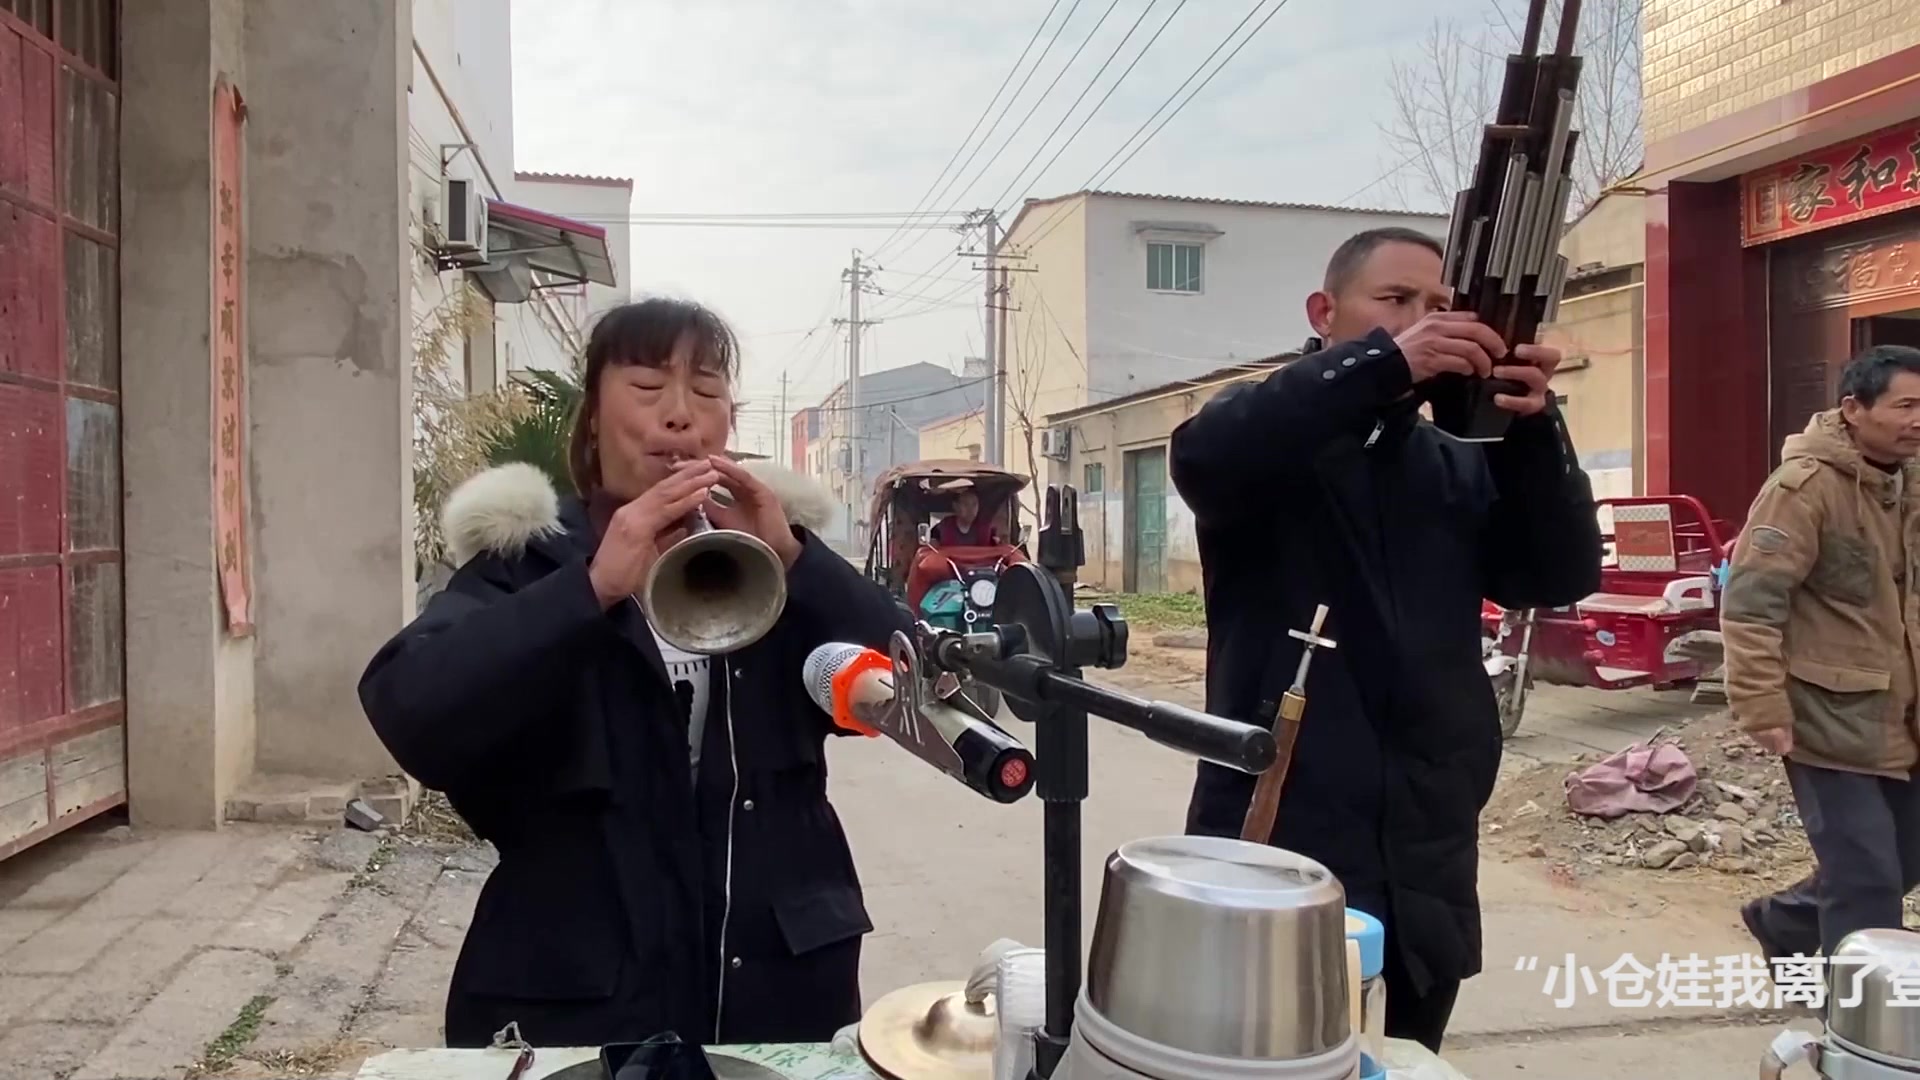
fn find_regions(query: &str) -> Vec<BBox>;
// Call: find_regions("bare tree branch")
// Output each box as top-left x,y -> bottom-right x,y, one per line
1375,0 -> 1643,217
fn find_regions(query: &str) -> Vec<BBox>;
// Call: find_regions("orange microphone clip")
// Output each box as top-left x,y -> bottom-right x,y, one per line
827,649 -> 891,738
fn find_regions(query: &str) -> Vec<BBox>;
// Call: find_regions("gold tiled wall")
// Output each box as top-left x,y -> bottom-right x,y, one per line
1645,0 -> 1918,144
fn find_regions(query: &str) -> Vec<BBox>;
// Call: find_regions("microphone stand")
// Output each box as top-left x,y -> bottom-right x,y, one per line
907,563 -> 1276,1080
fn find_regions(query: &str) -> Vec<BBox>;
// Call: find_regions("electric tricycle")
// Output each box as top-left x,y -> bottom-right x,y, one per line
1482,495 -> 1736,737
863,460 -> 1032,716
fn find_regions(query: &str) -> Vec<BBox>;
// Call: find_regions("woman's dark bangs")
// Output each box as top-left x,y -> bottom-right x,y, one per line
591,305 -> 682,371
589,300 -> 739,380
683,306 -> 740,379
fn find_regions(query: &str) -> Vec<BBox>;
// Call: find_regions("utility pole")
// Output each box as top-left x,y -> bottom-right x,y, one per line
777,373 -> 789,469
959,209 -> 1031,466
834,251 -> 877,545
981,212 -> 1001,466
996,259 -> 1010,469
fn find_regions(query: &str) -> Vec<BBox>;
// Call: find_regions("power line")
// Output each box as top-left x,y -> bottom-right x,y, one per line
866,0 -> 1068,266
1083,0 -> 1292,191
745,374 -> 994,415
538,209 -> 973,220
985,0 -> 1171,217
1015,0 -> 1289,253
943,0 -> 1124,221
1336,111 -> 1490,206
871,0 -> 1088,274
995,1 -> 1188,228
553,217 -> 973,231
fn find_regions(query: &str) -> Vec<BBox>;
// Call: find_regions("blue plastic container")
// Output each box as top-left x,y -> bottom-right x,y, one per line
1346,908 -> 1387,1080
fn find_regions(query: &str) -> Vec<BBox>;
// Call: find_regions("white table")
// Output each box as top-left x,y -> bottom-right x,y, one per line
354,1038 -> 1471,1079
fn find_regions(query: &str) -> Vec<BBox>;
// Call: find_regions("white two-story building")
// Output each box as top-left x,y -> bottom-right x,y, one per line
997,190 -> 1446,504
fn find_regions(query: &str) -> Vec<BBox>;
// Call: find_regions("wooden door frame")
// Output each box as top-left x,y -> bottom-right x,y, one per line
0,0 -> 126,861
1122,445 -> 1167,595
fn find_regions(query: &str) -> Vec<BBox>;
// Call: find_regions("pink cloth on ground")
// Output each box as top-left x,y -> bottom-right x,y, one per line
1564,741 -> 1698,818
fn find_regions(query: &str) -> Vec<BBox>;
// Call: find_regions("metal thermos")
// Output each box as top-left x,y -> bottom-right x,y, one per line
1067,836 -> 1360,1079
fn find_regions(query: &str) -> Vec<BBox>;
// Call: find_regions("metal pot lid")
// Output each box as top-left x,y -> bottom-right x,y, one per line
1828,928 -> 1920,1066
1109,835 -> 1339,903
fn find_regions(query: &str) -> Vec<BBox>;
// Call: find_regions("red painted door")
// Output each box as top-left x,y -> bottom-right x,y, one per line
0,0 -> 125,860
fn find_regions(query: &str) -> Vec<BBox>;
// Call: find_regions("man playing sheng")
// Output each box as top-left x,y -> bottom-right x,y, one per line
1172,227 -> 1603,1051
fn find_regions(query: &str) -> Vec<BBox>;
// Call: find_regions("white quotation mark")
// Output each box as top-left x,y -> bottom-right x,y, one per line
1512,953 -> 1920,1009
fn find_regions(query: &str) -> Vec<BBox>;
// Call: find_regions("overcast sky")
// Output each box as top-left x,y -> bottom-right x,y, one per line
511,0 -> 1496,455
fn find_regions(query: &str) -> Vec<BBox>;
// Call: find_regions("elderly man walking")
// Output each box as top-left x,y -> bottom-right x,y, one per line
1728,345 -> 1920,960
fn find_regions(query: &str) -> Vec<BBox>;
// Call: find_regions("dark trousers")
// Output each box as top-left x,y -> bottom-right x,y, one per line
1746,760 -> 1920,958
1350,891 -> 1461,1053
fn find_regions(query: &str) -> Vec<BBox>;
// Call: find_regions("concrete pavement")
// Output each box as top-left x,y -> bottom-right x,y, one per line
839,672 -> 1806,1080
0,677 -> 1801,1079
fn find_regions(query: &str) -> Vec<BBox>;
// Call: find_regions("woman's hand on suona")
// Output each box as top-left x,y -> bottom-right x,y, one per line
587,459 -> 721,609
704,454 -> 804,569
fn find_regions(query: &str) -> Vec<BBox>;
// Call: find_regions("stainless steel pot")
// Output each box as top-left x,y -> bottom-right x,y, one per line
1084,835 -> 1350,1061
1828,928 -> 1920,1070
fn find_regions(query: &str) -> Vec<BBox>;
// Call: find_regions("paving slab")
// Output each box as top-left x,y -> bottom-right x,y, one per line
0,832 -> 154,911
0,907 -> 60,953
0,913 -> 137,975
71,947 -> 277,1080
247,845 -> 445,1058
27,915 -> 207,1025
0,1020 -> 114,1080
1452,860 -> 1767,1037
0,974 -> 58,1025
68,831 -> 234,922
158,828 -> 308,925
223,869 -> 354,955
1447,1018 -> 1822,1080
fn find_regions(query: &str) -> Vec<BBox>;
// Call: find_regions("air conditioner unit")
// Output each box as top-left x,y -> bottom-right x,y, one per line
440,176 -> 489,262
1041,428 -> 1070,461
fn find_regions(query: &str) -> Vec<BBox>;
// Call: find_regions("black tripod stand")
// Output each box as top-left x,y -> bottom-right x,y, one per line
913,563 -> 1276,1079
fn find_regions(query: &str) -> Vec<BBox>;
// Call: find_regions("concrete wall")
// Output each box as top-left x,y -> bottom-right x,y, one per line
1645,0 -> 1920,143
244,0 -> 412,780
1002,194 -> 1445,525
406,2 -> 587,398
121,0 -> 256,828
1002,196 -> 1090,515
1545,286 -> 1642,500
510,174 -> 633,374
1058,379 -> 1249,595
1540,194 -> 1648,500
919,410 -> 986,463
809,365 -> 980,547
1081,197 -> 1447,400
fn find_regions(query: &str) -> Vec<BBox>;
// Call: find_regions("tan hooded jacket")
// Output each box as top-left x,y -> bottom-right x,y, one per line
1722,409 -> 1920,777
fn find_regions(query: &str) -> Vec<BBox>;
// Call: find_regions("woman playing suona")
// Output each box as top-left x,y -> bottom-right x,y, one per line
359,298 -> 907,1049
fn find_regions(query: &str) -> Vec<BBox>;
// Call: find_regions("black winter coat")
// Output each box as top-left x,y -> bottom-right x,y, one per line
1171,329 -> 1601,996
359,464 -> 907,1049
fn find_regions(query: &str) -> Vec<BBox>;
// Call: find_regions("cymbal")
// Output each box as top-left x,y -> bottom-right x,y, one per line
857,980 -> 997,1080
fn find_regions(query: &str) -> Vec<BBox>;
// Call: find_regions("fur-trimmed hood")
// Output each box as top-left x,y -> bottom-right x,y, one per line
441,460 -> 837,567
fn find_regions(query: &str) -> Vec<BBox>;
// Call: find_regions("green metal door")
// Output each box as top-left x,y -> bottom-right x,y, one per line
1124,446 -> 1166,593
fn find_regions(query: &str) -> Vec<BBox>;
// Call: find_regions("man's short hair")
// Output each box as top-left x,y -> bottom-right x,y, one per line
1323,227 -> 1445,294
1838,344 -> 1920,406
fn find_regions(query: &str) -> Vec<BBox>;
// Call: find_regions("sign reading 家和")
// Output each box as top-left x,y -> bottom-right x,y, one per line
1742,120 -> 1920,247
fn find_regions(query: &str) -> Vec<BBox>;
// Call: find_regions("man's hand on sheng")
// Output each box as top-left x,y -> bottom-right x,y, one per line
1393,311 -> 1508,384
1490,343 -> 1561,417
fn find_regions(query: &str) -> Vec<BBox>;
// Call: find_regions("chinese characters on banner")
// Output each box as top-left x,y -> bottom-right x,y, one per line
213,80 -> 252,635
1743,121 -> 1920,246
1518,951 -> 1920,1012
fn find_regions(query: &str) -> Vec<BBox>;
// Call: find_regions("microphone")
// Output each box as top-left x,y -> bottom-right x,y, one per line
803,642 -> 1036,803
